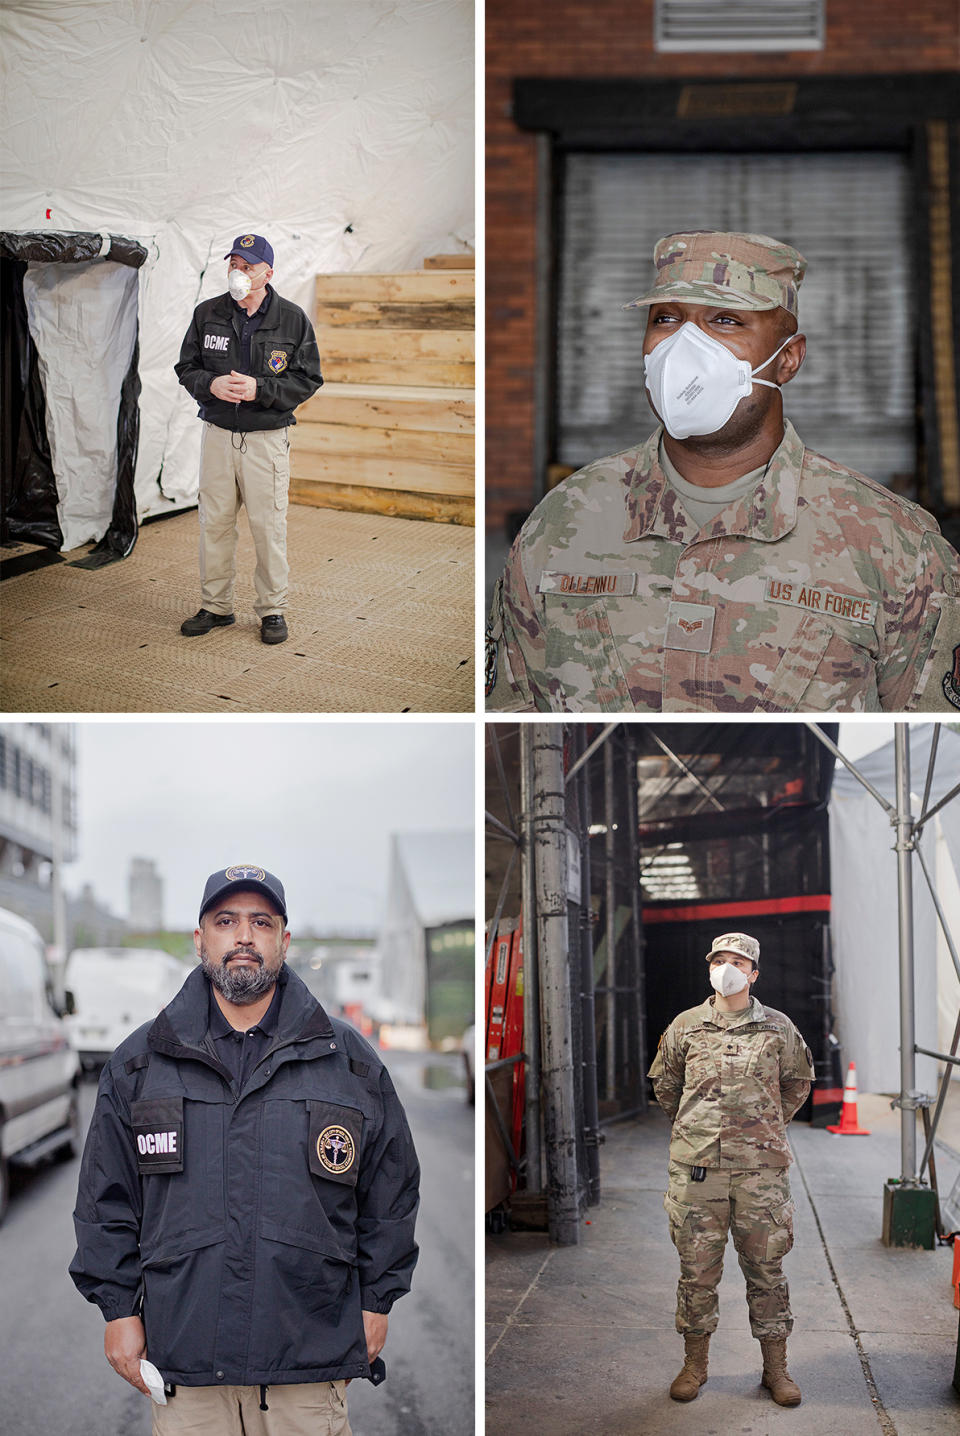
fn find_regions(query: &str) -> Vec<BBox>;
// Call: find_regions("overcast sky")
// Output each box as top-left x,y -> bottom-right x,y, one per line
836,720 -> 896,762
64,721 -> 474,933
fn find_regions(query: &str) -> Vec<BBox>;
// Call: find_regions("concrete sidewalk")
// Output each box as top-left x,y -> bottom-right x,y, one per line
486,1093 -> 960,1435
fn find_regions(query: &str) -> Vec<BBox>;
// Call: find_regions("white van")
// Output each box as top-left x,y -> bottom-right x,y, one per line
64,947 -> 187,1070
0,906 -> 81,1222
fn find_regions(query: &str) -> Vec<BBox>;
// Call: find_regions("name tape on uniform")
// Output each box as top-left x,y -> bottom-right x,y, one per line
764,579 -> 877,626
203,334 -> 230,352
538,571 -> 638,597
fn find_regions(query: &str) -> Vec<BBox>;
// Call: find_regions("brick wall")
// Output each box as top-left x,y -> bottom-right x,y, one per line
485,1 -> 960,532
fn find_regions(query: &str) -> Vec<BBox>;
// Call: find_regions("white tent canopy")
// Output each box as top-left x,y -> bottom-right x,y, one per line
1,0 -> 474,548
830,724 -> 960,1095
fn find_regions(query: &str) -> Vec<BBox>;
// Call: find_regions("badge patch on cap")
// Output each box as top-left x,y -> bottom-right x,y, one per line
225,864 -> 266,881
267,349 -> 288,374
765,579 -> 877,626
239,235 -> 255,248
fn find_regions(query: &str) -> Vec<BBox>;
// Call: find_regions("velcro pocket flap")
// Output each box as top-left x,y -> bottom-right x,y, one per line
131,1096 -> 184,1175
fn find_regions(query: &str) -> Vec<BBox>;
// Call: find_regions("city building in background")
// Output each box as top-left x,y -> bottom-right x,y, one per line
128,856 -> 163,931
0,723 -> 126,952
0,723 -> 76,938
486,0 -> 960,591
378,831 -> 475,1046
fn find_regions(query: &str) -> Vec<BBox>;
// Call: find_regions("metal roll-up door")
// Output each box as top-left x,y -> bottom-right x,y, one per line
557,151 -> 915,488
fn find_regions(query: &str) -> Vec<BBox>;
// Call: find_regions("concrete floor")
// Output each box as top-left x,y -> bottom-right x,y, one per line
486,1090 -> 960,1436
1,505 -> 474,713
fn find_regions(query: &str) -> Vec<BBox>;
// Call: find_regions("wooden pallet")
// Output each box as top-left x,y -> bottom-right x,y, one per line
291,259 -> 475,524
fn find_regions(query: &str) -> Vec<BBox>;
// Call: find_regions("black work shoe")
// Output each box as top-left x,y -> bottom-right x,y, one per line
180,608 -> 236,636
260,614 -> 288,644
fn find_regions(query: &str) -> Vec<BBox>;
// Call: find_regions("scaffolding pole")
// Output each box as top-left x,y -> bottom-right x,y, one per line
519,724 -> 543,1196
894,725 -> 920,1183
533,724 -> 581,1244
577,732 -> 601,1203
604,737 -> 616,1104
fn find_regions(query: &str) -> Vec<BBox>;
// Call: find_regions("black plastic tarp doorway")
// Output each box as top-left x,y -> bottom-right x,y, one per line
0,230 -> 146,565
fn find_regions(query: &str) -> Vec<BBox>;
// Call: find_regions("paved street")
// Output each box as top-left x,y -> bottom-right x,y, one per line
486,1092 -> 960,1435
0,1047 -> 473,1436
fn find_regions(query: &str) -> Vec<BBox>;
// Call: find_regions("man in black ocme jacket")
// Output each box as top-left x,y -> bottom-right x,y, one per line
174,235 -> 323,646
70,864 -> 419,1436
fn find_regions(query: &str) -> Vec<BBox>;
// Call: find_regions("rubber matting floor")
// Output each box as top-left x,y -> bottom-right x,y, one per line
1,507 -> 474,713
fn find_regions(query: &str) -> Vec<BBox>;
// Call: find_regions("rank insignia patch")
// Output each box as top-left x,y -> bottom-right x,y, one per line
944,645 -> 960,711
268,349 -> 288,374
317,1124 -> 356,1176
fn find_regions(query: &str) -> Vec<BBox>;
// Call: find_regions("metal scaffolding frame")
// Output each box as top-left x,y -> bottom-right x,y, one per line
806,722 -> 960,1197
488,720 -> 960,1245
484,723 -> 648,1242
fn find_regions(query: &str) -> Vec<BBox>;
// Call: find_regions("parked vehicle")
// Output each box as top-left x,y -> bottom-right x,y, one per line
0,906 -> 80,1223
63,947 -> 186,1071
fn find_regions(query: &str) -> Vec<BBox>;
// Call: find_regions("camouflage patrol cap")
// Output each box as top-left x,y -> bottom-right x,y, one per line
625,231 -> 807,317
705,931 -> 760,965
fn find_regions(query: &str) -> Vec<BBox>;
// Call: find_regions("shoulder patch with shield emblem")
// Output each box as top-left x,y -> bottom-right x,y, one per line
308,1100 -> 363,1186
268,349 -> 288,374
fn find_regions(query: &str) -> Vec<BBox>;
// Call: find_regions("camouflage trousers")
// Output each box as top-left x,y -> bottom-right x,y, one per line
664,1159 -> 795,1339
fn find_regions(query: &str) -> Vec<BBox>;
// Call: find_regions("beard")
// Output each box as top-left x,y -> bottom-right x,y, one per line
201,945 -> 279,1005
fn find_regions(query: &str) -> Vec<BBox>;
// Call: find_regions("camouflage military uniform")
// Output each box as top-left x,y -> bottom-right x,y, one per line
486,421 -> 960,712
648,995 -> 814,1339
487,226 -> 960,715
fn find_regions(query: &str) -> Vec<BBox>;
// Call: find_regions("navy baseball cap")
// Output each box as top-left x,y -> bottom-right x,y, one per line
199,865 -> 287,925
224,234 -> 274,267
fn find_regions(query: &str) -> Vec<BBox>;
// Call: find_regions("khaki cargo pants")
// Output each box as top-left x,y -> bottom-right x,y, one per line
197,423 -> 290,620
664,1159 -> 795,1339
151,1380 -> 350,1435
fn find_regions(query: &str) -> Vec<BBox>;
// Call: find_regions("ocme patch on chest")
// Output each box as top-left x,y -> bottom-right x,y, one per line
764,578 -> 877,626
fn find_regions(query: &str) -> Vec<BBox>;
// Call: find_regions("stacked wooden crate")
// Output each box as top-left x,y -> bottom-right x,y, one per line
289,255 -> 474,525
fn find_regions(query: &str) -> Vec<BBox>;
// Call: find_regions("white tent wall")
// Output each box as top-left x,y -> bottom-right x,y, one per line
2,0 -> 474,542
829,725 -> 960,1097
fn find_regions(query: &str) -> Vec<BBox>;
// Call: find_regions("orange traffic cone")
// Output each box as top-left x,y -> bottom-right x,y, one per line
826,1062 -> 871,1135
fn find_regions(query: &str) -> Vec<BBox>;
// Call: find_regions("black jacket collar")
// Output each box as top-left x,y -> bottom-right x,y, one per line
148,962 -> 335,1056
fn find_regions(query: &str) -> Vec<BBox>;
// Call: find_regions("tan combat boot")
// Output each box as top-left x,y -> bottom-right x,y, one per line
759,1336 -> 802,1406
669,1333 -> 710,1401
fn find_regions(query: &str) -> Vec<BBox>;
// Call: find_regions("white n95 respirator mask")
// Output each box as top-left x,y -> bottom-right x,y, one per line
644,322 -> 794,440
228,269 -> 252,300
709,961 -> 750,997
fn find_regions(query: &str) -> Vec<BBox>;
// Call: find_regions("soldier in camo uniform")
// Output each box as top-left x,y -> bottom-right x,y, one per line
486,229 -> 960,713
648,932 -> 814,1406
